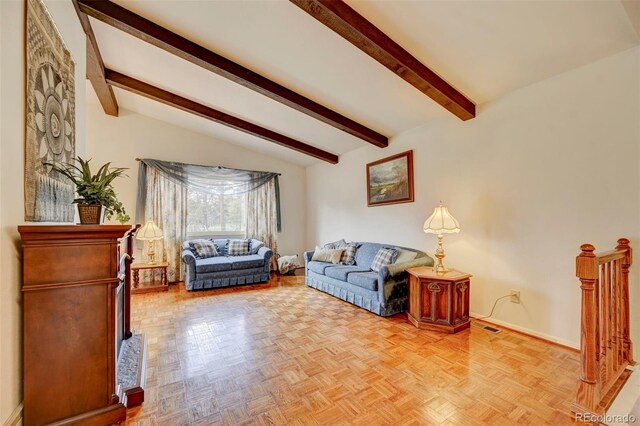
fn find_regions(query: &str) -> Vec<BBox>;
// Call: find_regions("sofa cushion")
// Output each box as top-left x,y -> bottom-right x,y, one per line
185,239 -> 205,259
196,256 -> 233,273
323,239 -> 347,249
307,261 -> 334,275
355,243 -> 388,269
346,272 -> 378,291
250,239 -> 265,254
371,248 -> 398,272
212,239 -> 229,256
190,240 -> 219,259
311,247 -> 343,264
339,243 -> 358,265
324,265 -> 369,281
395,247 -> 418,264
230,254 -> 265,270
228,239 -> 251,256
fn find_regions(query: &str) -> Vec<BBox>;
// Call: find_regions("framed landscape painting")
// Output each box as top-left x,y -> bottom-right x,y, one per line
366,150 -> 414,207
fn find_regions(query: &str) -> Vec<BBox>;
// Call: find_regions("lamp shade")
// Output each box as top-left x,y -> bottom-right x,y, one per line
423,203 -> 460,234
136,221 -> 164,241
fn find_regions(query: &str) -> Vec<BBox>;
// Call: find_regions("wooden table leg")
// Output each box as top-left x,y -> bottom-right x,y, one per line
161,267 -> 167,286
133,269 -> 140,288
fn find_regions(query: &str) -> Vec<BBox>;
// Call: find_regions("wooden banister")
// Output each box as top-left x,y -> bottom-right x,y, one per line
572,238 -> 634,418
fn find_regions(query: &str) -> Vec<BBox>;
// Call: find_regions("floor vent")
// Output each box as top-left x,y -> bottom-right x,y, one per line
472,322 -> 502,333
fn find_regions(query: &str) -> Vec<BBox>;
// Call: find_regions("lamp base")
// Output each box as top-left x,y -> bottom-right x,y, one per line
433,263 -> 449,274
147,240 -> 157,265
432,234 -> 449,274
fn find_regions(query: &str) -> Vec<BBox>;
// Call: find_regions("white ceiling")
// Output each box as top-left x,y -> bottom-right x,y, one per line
87,0 -> 639,166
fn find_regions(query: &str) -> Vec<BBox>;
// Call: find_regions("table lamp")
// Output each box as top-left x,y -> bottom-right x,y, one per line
136,221 -> 163,265
423,202 -> 460,273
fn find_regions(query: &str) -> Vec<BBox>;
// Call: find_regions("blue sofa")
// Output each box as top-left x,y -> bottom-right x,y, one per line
182,238 -> 273,291
304,242 -> 434,316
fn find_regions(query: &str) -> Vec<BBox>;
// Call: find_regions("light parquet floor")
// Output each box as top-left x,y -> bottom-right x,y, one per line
126,275 -> 579,425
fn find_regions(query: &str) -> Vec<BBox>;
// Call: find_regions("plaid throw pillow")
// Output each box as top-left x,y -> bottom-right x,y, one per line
371,247 -> 398,272
190,240 -> 219,259
228,239 -> 251,256
340,243 -> 358,265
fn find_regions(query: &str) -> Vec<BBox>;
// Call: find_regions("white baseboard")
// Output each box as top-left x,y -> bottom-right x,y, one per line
469,312 -> 579,350
2,403 -> 22,426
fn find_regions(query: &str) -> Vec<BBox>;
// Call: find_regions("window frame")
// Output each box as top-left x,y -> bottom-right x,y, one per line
186,230 -> 247,240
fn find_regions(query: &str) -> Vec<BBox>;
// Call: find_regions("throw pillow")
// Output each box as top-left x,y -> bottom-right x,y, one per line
311,246 -> 344,264
189,240 -> 219,259
212,239 -> 229,256
394,247 -> 418,264
250,239 -> 265,254
371,247 -> 398,272
323,239 -> 346,249
340,243 -> 358,265
228,239 -> 251,256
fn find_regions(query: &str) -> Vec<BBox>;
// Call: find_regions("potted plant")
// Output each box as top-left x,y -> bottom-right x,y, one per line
44,156 -> 131,224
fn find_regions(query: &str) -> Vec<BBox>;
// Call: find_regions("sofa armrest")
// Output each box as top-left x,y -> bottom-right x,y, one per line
257,246 -> 273,259
257,246 -> 274,272
377,277 -> 406,308
182,249 -> 197,284
182,249 -> 196,264
385,256 -> 435,277
378,265 -> 390,281
376,255 -> 435,307
303,250 -> 314,266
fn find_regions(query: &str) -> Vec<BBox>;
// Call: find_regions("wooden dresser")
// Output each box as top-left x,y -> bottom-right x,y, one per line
19,225 -> 135,426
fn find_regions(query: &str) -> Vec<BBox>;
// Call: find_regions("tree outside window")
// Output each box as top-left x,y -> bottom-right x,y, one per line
186,187 -> 246,238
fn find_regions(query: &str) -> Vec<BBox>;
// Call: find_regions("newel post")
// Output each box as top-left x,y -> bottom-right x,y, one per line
576,244 -> 599,385
616,238 -> 634,363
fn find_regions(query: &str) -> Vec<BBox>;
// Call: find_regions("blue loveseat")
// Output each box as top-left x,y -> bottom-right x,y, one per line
304,242 -> 434,316
182,238 -> 273,291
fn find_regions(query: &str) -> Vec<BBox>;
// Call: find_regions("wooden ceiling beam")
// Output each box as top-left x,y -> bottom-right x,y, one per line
76,0 -> 387,148
622,1 -> 640,38
290,0 -> 476,121
72,0 -> 118,116
105,69 -> 339,164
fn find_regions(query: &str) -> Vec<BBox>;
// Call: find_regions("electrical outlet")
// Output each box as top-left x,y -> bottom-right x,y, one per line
510,290 -> 521,304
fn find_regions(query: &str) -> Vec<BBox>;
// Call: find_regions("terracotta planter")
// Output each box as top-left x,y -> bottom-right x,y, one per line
77,204 -> 103,225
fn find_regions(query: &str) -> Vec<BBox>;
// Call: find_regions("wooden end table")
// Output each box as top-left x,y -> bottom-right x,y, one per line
406,267 -> 471,333
131,262 -> 169,294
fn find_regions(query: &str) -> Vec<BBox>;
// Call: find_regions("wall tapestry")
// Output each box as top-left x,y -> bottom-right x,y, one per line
366,150 -> 414,207
25,0 -> 76,222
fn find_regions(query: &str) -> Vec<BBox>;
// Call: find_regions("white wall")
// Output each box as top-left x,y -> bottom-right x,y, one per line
0,0 -> 86,422
85,104 -> 307,258
0,0 -> 4,417
307,47 -> 640,349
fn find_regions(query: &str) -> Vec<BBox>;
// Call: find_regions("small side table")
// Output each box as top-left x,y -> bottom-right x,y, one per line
131,262 -> 169,294
406,267 -> 471,333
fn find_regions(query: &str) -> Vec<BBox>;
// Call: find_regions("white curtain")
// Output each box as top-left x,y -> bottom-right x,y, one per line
136,159 -> 281,280
144,167 -> 188,282
246,179 -> 279,270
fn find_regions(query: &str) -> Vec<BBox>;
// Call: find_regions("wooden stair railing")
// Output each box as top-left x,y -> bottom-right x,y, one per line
573,238 -> 634,417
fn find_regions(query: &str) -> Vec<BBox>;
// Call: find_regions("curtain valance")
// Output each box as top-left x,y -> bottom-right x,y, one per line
136,159 -> 281,231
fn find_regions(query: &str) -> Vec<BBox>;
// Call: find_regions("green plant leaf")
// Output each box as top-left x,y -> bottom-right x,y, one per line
43,157 -> 129,223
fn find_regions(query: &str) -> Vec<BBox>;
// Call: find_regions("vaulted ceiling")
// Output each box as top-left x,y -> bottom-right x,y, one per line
83,0 -> 639,166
